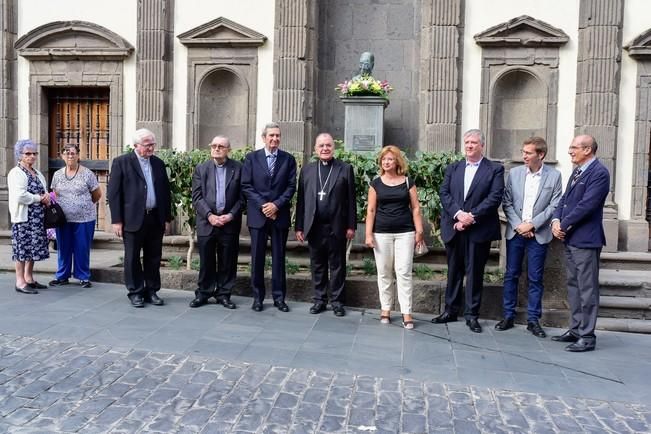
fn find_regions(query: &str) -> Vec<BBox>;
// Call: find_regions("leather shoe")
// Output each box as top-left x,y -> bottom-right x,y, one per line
332,305 -> 346,317
146,293 -> 165,306
130,294 -> 145,308
565,338 -> 595,352
274,300 -> 290,312
466,319 -> 482,333
551,330 -> 579,343
494,318 -> 515,331
526,321 -> 547,338
15,285 -> 38,295
27,281 -> 47,290
309,303 -> 326,314
432,312 -> 458,324
189,297 -> 208,308
252,301 -> 263,312
216,296 -> 236,309
49,278 -> 69,286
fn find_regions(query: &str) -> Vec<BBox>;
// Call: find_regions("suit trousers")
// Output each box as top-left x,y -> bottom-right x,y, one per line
502,235 -> 548,321
197,229 -> 239,299
444,232 -> 491,320
123,211 -> 164,298
564,245 -> 601,339
55,220 -> 95,281
373,231 -> 415,314
249,220 -> 288,303
307,223 -> 347,306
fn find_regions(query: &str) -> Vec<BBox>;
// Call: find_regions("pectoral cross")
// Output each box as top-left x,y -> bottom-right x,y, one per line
318,190 -> 326,201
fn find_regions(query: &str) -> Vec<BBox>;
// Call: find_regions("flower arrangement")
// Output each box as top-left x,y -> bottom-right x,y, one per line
336,75 -> 393,99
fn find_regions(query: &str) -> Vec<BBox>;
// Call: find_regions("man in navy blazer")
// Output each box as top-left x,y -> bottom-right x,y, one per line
551,134 -> 609,352
241,122 -> 297,312
433,129 -> 504,333
190,135 -> 242,309
496,137 -> 562,338
107,129 -> 173,308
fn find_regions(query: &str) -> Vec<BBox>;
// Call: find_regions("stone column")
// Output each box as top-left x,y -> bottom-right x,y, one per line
419,0 -> 465,152
273,0 -> 317,155
0,0 -> 16,229
574,0 -> 624,251
136,0 -> 174,147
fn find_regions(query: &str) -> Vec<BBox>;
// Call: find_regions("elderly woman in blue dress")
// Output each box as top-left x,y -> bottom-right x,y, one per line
49,143 -> 101,288
8,139 -> 51,294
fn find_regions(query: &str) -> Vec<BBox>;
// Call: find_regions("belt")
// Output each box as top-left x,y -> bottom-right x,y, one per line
145,208 -> 158,215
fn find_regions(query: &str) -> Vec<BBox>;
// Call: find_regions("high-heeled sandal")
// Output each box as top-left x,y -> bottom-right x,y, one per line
402,315 -> 414,330
380,312 -> 391,324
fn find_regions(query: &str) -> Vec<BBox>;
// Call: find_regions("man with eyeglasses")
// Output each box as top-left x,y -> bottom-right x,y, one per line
107,129 -> 173,308
189,135 -> 242,309
496,137 -> 562,338
550,135 -> 609,352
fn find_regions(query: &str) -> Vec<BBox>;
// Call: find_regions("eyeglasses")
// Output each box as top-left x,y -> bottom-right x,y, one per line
568,145 -> 588,151
63,151 -> 78,156
23,152 -> 38,156
139,142 -> 156,148
210,144 -> 230,150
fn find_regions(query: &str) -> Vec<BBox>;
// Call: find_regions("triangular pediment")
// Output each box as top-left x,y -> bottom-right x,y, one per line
15,21 -> 133,59
475,15 -> 569,47
625,28 -> 651,59
178,17 -> 266,47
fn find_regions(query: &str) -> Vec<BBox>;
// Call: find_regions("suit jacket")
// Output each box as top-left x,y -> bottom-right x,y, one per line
241,148 -> 297,229
503,164 -> 562,244
439,158 -> 504,244
295,159 -> 356,239
107,151 -> 172,232
552,158 -> 609,248
192,158 -> 243,237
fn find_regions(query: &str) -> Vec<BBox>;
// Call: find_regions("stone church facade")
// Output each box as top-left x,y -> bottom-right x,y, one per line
1,0 -> 651,252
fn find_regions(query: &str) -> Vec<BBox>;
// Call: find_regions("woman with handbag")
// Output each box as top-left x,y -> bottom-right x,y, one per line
49,144 -> 101,288
365,145 -> 425,329
8,139 -> 51,294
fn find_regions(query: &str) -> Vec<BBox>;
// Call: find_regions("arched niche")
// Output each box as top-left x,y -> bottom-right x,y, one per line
490,69 -> 547,161
197,68 -> 249,147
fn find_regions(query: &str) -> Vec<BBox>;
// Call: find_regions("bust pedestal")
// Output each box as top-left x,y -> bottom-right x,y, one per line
340,96 -> 389,152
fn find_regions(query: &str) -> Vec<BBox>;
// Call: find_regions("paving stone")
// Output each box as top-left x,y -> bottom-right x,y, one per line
267,407 -> 292,425
0,396 -> 30,417
452,418 -> 482,434
351,391 -> 375,409
92,405 -> 132,426
402,412 -> 427,433
2,407 -> 40,425
349,407 -> 375,427
378,390 -> 401,406
295,402 -> 322,422
178,407 -> 214,429
319,414 -> 345,432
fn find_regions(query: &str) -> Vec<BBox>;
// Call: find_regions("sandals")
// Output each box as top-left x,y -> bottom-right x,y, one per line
380,311 -> 391,324
402,315 -> 414,330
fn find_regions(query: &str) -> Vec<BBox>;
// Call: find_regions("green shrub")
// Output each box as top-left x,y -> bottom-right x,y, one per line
362,257 -> 377,276
167,255 -> 183,270
413,264 -> 434,280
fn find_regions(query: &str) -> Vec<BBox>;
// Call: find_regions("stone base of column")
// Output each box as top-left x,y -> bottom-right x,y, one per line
0,199 -> 9,230
603,217 -> 619,253
618,219 -> 650,252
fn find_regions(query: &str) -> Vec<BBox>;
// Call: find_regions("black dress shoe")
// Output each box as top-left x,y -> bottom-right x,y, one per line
309,303 -> 326,314
27,281 -> 47,290
551,330 -> 579,343
49,278 -> 69,286
494,318 -> 515,331
274,300 -> 290,312
526,321 -> 547,338
565,338 -> 595,352
15,285 -> 38,295
130,294 -> 145,308
432,312 -> 458,324
466,319 -> 482,333
146,293 -> 165,306
189,297 -> 208,308
216,296 -> 236,309
333,305 -> 346,317
252,301 -> 263,312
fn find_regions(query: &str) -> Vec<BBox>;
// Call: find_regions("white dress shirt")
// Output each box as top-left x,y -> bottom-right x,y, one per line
521,164 -> 543,222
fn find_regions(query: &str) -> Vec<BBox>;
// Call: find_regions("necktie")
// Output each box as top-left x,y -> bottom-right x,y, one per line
268,154 -> 276,176
571,168 -> 582,186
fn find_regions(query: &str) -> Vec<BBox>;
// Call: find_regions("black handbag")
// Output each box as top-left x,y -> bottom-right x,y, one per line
44,203 -> 67,229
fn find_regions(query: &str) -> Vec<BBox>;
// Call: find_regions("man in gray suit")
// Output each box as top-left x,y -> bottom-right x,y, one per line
495,137 -> 562,337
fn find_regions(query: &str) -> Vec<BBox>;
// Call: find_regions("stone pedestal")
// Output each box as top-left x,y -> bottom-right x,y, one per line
341,96 -> 388,152
619,219 -> 649,252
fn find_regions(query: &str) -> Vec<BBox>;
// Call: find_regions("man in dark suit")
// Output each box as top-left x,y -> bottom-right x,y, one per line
295,133 -> 356,317
107,128 -> 172,308
189,135 -> 242,309
433,129 -> 504,333
241,122 -> 297,312
551,134 -> 609,352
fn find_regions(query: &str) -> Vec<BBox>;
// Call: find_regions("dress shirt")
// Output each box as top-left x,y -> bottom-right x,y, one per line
521,164 -> 543,222
265,148 -> 278,174
136,154 -> 157,209
215,162 -> 226,214
463,158 -> 482,200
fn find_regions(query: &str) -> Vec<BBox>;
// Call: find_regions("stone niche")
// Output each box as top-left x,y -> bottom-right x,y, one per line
475,15 -> 569,163
178,17 -> 266,149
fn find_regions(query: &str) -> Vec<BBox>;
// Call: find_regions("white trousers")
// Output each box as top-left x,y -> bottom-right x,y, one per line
373,231 -> 415,314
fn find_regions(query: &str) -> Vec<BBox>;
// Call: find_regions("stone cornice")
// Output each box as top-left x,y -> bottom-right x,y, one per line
178,17 -> 266,48
625,28 -> 651,60
474,15 -> 569,48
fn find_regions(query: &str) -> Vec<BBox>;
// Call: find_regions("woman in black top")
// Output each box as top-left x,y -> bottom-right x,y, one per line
365,145 -> 425,329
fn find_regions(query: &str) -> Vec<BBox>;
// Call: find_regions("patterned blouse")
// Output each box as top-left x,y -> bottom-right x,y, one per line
51,166 -> 100,223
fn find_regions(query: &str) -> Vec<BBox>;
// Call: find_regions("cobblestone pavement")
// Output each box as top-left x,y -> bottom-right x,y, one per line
1,333 -> 649,433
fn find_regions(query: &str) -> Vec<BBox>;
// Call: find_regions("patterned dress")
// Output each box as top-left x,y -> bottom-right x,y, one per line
11,166 -> 50,262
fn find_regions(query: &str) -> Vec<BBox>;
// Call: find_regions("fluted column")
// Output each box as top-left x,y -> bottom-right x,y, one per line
419,0 -> 464,152
136,0 -> 174,147
0,0 -> 16,229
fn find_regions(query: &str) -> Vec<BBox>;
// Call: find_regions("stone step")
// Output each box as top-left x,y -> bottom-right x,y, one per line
599,296 -> 651,320
600,251 -> 651,270
599,269 -> 651,297
596,317 -> 651,334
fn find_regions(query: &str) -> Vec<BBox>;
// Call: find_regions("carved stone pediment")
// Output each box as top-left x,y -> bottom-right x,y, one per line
15,21 -> 133,60
178,17 -> 266,47
474,15 -> 569,47
625,29 -> 651,59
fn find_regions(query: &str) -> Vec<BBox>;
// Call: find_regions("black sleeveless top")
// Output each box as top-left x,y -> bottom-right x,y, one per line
371,177 -> 416,234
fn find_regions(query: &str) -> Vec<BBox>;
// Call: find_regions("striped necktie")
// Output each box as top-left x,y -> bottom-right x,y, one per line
267,154 -> 277,176
571,168 -> 582,186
